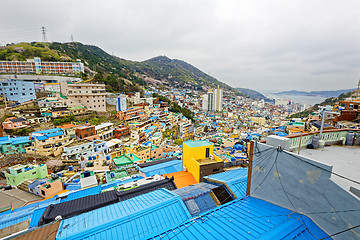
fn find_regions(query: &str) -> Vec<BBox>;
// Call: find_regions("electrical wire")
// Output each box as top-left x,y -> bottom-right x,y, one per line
283,151 -> 360,185
319,225 -> 360,240
274,151 -> 320,240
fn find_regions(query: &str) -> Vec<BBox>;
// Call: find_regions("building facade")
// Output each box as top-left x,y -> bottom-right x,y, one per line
5,164 -> 48,186
61,83 -> 107,112
202,86 -> 223,112
0,57 -> 84,75
76,124 -> 96,139
0,79 -> 36,103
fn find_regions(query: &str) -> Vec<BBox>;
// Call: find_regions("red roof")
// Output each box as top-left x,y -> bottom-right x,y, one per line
58,123 -> 76,129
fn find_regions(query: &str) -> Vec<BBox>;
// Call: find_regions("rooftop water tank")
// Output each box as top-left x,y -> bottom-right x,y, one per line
354,132 -> 360,145
346,132 -> 354,145
312,135 -> 319,149
84,170 -> 91,177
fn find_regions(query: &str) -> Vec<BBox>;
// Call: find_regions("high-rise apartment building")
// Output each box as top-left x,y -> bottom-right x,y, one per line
0,57 -> 84,75
202,86 -> 223,112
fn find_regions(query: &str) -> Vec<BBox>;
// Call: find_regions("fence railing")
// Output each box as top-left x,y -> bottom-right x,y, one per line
286,129 -> 359,150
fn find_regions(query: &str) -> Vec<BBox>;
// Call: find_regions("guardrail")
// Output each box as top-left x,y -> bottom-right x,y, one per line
286,129 -> 359,150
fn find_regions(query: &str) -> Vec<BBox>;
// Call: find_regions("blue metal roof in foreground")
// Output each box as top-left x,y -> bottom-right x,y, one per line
204,168 -> 248,199
56,188 -> 191,240
150,197 -> 329,240
0,198 -> 60,230
62,185 -> 102,202
139,160 -> 183,177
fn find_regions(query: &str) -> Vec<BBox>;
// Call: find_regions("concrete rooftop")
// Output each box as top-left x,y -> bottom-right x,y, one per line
300,145 -> 360,196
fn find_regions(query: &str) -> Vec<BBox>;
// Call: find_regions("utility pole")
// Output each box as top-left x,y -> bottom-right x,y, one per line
246,140 -> 255,196
41,26 -> 47,42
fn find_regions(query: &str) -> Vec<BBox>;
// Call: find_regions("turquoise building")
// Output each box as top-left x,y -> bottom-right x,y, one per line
0,136 -> 32,155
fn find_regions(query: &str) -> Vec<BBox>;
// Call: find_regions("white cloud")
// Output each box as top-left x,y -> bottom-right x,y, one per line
0,0 -> 359,92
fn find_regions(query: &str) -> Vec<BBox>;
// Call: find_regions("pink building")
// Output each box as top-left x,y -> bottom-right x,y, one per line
2,117 -> 28,130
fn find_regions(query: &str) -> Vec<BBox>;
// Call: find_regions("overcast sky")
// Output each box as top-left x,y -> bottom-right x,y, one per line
1,0 -> 359,92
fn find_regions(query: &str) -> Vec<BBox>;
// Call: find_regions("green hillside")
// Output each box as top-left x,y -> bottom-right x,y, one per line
0,42 -> 241,95
290,90 -> 355,118
236,88 -> 273,102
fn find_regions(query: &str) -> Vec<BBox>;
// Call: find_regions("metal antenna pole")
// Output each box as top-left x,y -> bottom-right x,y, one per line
319,110 -> 325,140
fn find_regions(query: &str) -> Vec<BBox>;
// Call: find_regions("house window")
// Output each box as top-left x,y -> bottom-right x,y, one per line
205,148 -> 210,158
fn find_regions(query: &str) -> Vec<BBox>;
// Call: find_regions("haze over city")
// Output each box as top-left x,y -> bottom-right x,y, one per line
1,0 -> 359,91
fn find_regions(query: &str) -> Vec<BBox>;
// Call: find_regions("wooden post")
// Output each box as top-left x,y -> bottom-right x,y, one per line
298,132 -> 303,155
246,140 -> 255,196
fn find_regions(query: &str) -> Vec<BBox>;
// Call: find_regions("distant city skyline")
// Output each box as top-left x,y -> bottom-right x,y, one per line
0,0 -> 359,92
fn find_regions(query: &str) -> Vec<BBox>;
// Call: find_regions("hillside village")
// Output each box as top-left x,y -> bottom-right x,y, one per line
0,45 -> 359,239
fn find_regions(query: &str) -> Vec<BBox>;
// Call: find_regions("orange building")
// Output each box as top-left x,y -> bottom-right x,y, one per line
116,108 -> 146,121
75,124 -> 96,139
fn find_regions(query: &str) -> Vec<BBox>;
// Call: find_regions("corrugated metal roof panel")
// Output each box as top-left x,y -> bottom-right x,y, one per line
39,190 -> 119,225
184,193 -> 217,216
204,168 -> 248,199
63,185 -> 101,202
0,198 -> 60,230
56,188 -> 191,240
150,197 -> 329,240
28,207 -> 46,228
140,160 -> 182,177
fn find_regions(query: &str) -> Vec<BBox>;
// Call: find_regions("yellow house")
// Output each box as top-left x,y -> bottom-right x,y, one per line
182,140 -> 223,183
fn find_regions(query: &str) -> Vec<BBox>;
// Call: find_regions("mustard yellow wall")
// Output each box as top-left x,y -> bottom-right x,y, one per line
182,143 -> 213,182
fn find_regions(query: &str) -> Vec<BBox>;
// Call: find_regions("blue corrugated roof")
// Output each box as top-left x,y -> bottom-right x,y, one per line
65,184 -> 81,191
204,168 -> 248,199
35,135 -> 48,141
11,136 -> 31,145
139,160 -> 182,177
0,198 -> 60,230
0,139 -> 12,145
0,136 -> 10,141
46,131 -> 64,138
150,197 -> 329,240
28,207 -> 46,228
33,128 -> 62,134
56,188 -> 191,240
63,185 -> 102,202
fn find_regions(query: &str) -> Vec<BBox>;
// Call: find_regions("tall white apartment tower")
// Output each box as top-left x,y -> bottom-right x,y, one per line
202,86 -> 223,112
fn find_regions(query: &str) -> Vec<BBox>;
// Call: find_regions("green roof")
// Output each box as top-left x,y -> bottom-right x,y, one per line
107,170 -> 129,181
112,155 -> 133,166
184,140 -> 212,148
126,153 -> 141,162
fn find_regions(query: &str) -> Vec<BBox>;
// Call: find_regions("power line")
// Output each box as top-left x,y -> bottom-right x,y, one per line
319,224 -> 360,240
283,151 -> 360,185
41,26 -> 47,42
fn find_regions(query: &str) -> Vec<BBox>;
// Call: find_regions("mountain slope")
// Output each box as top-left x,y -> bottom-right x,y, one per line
276,89 -> 356,98
236,88 -> 272,101
1,42 -> 241,95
